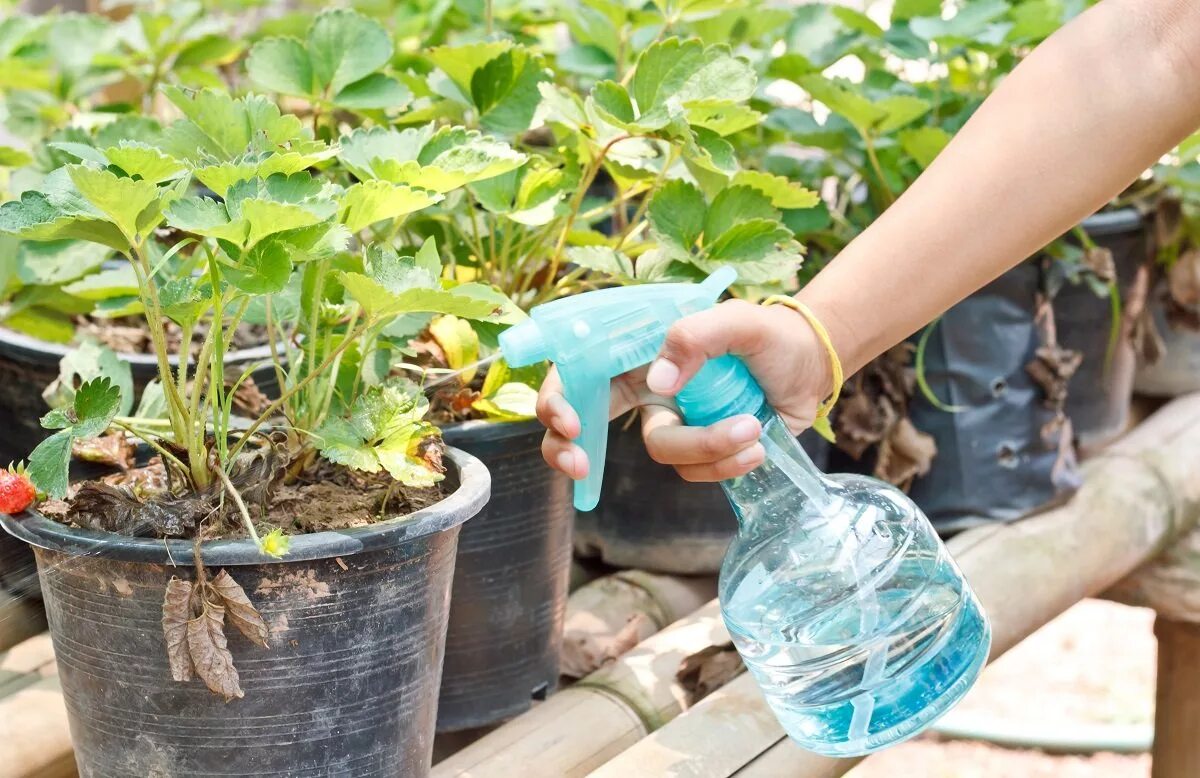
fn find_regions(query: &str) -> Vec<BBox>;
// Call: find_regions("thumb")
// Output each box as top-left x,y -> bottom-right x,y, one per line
645,300 -> 771,396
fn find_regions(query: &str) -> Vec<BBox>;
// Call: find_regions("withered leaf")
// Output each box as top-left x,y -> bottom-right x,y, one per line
163,577 -> 194,683
560,612 -> 652,680
187,604 -> 244,701
69,482 -> 205,538
1156,196 -> 1183,250
1169,249 -> 1200,308
1026,345 -> 1083,410
72,432 -> 136,470
834,392 -> 893,459
226,369 -> 272,417
417,437 -> 445,476
676,642 -> 744,707
210,570 -> 269,649
1082,247 -> 1116,284
876,417 -> 937,489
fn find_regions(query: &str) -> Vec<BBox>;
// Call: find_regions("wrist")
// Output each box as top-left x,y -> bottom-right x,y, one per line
793,286 -> 868,380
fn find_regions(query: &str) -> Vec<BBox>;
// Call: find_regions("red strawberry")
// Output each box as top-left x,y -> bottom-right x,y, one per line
0,464 -> 36,514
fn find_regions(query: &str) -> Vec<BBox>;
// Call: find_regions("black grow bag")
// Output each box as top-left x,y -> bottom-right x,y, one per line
576,417 -> 829,575
907,262 -> 1080,533
437,420 -> 573,732
0,447 -> 489,777
1052,209 -> 1150,449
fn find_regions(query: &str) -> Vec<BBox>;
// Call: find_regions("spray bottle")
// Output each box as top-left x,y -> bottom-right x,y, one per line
500,267 -> 991,756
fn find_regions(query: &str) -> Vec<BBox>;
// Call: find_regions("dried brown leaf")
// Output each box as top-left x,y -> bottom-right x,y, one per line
1026,344 -> 1083,411
72,432 -> 136,470
834,392 -> 893,459
676,642 -> 744,707
187,604 -> 244,701
1169,249 -> 1200,308
1082,247 -> 1116,284
560,612 -> 652,679
226,369 -> 272,417
163,577 -> 194,683
1156,196 -> 1183,250
210,570 -> 269,649
876,417 -> 937,489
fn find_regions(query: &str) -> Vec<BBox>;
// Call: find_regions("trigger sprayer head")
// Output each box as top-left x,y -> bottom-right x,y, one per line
498,267 -> 752,511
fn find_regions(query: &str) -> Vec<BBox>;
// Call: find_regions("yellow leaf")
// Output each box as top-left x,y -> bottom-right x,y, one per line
429,315 -> 480,384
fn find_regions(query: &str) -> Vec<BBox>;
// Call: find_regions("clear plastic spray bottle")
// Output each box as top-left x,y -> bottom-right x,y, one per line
500,267 -> 990,756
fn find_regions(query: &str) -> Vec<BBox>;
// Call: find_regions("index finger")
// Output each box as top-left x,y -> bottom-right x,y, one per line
535,366 -> 580,439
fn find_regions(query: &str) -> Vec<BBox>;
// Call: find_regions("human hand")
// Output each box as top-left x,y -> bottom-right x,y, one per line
536,299 -> 834,483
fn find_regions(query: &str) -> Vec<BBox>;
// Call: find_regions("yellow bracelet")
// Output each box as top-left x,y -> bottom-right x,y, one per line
763,295 -> 843,443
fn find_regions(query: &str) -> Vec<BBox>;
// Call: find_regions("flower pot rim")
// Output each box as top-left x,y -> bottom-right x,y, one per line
439,416 -> 543,444
0,324 -> 275,367
1081,206 -> 1144,237
0,446 -> 490,566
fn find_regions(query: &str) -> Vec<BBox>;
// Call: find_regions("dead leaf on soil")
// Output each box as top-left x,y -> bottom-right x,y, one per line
163,577 -> 194,683
876,417 -> 937,489
69,482 -> 207,537
835,391 -> 893,459
676,642 -> 744,707
187,603 -> 244,701
226,369 -> 272,417
210,570 -> 269,649
561,612 -> 652,679
72,432 -> 136,470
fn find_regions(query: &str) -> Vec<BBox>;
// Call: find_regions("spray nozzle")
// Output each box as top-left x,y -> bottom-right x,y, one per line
500,267 -> 766,511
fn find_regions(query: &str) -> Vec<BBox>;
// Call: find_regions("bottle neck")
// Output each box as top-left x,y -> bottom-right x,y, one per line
721,404 -> 832,529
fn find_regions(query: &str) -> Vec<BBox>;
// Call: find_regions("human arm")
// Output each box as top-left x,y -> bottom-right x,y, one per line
539,0 -> 1200,482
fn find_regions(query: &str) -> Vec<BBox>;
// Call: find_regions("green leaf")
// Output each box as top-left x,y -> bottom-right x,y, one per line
631,39 -> 755,115
246,36 -> 313,96
225,240 -> 292,295
469,47 -> 548,136
648,180 -> 706,251
875,95 -> 932,134
899,126 -> 952,168
68,165 -> 162,239
72,376 -> 122,439
0,145 -> 32,168
566,245 -> 634,278
891,0 -> 942,22
428,41 -> 514,97
590,81 -> 637,129
796,75 -> 885,131
307,8 -> 393,95
339,126 -> 525,193
27,430 -> 72,500
705,219 -> 793,263
472,382 -> 538,422
910,0 -> 1010,42
0,182 -> 128,252
333,73 -> 411,110
316,415 -> 382,473
339,272 -> 503,320
731,171 -> 820,210
63,265 -> 139,300
704,186 -> 778,242
174,34 -> 244,68
339,181 -> 443,232
686,102 -> 764,137
161,88 -> 324,163
102,142 -> 187,184
17,240 -> 109,286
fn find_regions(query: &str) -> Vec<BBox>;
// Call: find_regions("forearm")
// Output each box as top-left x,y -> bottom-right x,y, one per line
798,0 -> 1200,376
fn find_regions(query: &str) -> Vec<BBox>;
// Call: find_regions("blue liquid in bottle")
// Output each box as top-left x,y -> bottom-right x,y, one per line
718,406 -> 991,757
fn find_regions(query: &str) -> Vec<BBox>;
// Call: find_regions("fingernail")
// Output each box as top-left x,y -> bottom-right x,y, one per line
729,418 -> 760,445
556,451 -> 576,476
646,359 -> 680,393
735,444 -> 764,468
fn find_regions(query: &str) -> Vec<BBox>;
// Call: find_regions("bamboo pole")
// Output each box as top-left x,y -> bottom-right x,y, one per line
0,676 -> 74,778
1151,617 -> 1200,778
562,571 -> 717,678
588,395 -> 1200,778
432,600 -> 732,778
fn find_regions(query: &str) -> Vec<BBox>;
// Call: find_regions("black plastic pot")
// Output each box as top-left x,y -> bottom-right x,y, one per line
0,447 -> 489,778
436,420 -> 573,732
1052,209 -> 1150,450
0,326 -> 277,465
907,262 -> 1080,534
575,417 -> 830,575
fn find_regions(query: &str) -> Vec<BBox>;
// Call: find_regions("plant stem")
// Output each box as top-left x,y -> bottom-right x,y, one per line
545,134 -> 631,291
264,297 -> 291,422
113,420 -> 190,475
215,465 -> 261,547
861,132 -> 896,207
228,320 -> 374,462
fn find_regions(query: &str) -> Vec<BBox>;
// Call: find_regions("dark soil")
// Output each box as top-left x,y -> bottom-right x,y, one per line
73,314 -> 267,356
40,448 -> 446,541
